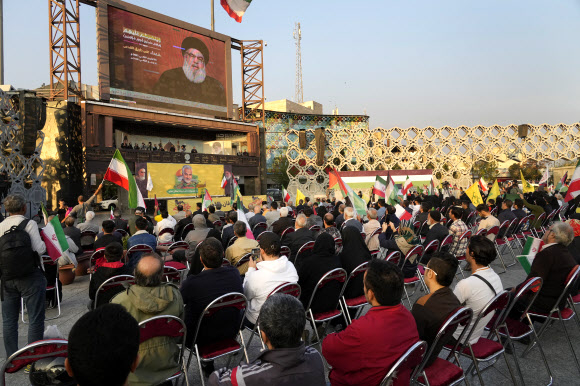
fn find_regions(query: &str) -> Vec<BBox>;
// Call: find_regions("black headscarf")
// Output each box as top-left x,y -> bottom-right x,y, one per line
339,226 -> 371,274
317,205 -> 328,218
312,232 -> 337,259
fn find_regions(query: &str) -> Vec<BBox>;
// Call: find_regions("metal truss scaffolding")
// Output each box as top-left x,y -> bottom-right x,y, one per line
240,40 -> 265,124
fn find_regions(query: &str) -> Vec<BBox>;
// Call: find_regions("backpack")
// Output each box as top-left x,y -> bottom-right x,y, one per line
0,220 -> 39,283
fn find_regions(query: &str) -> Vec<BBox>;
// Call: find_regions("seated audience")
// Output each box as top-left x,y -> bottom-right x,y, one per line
271,207 -> 294,236
154,211 -> 177,243
321,213 -> 341,241
498,199 -> 516,225
78,210 -> 100,247
245,203 -> 256,221
567,219 -> 580,264
184,214 -> 211,258
94,220 -> 123,250
519,193 -> 546,230
421,210 -> 450,263
282,214 -> 315,262
512,222 -> 577,316
221,211 -> 237,249
66,304 -> 140,386
112,252 -> 184,386
298,233 -> 342,312
88,242 -> 133,308
322,260 -> 420,386
411,252 -> 460,365
415,202 -> 431,233
248,205 -> 267,231
264,201 -> 280,227
63,216 -> 82,250
512,198 -> 528,220
112,209 -> 129,233
215,202 -> 225,219
173,205 -> 186,222
180,238 -> 243,375
174,210 -> 193,241
460,200 -> 473,224
363,208 -> 381,251
342,207 -> 363,232
209,294 -> 325,385
127,217 -> 157,267
448,207 -> 469,256
453,235 -> 503,344
339,226 -> 371,298
225,221 -> 259,275
243,232 -> 298,328
207,205 -> 220,223
379,207 -> 401,240
304,207 -> 323,229
476,204 -> 500,241
335,204 -> 346,229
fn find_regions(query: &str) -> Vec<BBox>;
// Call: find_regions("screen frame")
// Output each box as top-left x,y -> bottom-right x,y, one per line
96,0 -> 234,119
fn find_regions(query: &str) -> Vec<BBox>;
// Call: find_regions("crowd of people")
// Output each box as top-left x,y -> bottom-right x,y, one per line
118,137 -> 250,156
1,180 -> 580,385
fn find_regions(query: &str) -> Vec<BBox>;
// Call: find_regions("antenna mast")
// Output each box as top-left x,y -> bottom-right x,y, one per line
293,22 -> 303,103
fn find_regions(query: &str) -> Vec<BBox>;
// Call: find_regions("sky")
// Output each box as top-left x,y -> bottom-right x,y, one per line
4,0 -> 580,129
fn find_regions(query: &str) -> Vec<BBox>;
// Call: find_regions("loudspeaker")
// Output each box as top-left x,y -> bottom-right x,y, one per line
517,124 -> 529,139
19,91 -> 47,156
315,127 -> 325,166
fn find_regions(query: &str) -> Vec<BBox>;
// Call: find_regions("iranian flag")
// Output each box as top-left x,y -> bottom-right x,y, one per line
372,175 -> 387,198
384,174 -> 398,206
41,204 -> 69,263
110,207 -> 114,220
479,177 -> 488,192
556,171 -> 568,191
202,190 -> 213,212
283,188 -> 291,203
236,195 -> 255,239
395,204 -> 412,221
564,159 -> 580,202
221,173 -> 228,189
328,168 -> 367,217
104,150 -> 145,209
539,167 -> 549,187
221,0 -> 253,23
402,175 -> 413,195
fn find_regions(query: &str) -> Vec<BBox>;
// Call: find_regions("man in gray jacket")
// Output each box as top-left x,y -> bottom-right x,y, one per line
209,294 -> 325,385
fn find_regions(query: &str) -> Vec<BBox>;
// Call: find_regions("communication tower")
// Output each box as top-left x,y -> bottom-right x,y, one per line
293,22 -> 303,103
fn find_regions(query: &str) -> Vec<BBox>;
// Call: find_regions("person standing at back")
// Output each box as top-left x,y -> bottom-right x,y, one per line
0,194 -> 47,358
65,183 -> 103,224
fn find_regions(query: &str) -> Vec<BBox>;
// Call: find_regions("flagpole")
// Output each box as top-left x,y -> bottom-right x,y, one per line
211,0 -> 215,31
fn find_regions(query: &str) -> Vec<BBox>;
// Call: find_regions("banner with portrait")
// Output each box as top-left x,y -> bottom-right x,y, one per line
165,195 -> 266,215
135,162 -> 233,199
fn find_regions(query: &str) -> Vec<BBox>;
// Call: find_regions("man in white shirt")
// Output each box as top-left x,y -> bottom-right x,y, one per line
476,204 -> 500,241
0,195 -> 47,357
453,235 -> 503,344
245,203 -> 255,221
243,232 -> 298,327
154,211 -> 177,243
264,202 -> 281,228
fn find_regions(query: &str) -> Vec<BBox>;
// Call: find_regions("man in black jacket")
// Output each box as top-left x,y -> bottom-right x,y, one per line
282,214 -> 314,262
498,199 -> 517,225
512,199 -> 528,220
174,210 -> 193,241
112,209 -> 129,233
63,216 -> 82,250
415,202 -> 431,236
221,211 -> 237,249
272,207 -> 294,236
421,211 -> 451,263
88,243 -> 133,308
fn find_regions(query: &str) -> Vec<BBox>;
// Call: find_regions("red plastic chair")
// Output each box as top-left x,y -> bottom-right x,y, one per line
367,227 -> 382,249
334,237 -> 343,254
257,230 -> 274,242
525,265 -> 580,374
116,228 -> 128,237
139,315 -> 187,385
401,245 -> 424,308
309,224 -> 321,233
221,258 -> 231,267
339,261 -> 370,324
447,291 -> 518,386
531,212 -> 547,238
1,339 -> 68,386
416,240 -> 439,293
304,268 -> 347,350
440,217 -> 448,227
89,248 -> 106,279
226,235 -> 238,249
475,228 -> 488,237
412,307 -> 473,386
158,228 -> 175,245
234,253 -> 252,269
162,265 -> 182,284
180,223 -> 194,240
281,227 -> 295,239
213,220 -> 222,228
166,241 -> 189,257
80,230 -> 97,251
384,251 -> 401,264
380,340 -> 427,386
127,244 -> 154,264
186,292 -> 249,386
488,277 -> 552,385
454,230 -> 472,279
21,256 -> 61,323
252,222 -> 268,238
94,274 -> 135,309
438,234 -> 454,253
294,240 -> 315,265
280,245 -> 291,257
360,232 -> 367,240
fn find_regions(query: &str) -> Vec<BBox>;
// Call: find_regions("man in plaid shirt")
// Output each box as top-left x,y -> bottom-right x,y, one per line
448,207 -> 469,257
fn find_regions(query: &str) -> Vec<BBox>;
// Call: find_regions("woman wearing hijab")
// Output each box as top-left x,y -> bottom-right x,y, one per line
339,226 -> 372,299
298,233 -> 342,313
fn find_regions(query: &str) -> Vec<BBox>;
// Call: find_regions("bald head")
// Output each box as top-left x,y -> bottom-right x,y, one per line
135,253 -> 163,287
254,205 -> 262,214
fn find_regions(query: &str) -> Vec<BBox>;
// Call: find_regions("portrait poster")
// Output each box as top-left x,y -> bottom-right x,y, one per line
145,163 -> 227,198
166,195 -> 266,215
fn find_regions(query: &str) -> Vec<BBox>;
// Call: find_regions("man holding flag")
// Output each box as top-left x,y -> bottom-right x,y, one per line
0,194 -> 47,357
556,171 -> 568,192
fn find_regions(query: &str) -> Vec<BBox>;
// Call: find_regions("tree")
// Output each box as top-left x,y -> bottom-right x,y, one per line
270,154 -> 290,188
507,160 -> 546,182
508,163 -> 521,180
471,160 -> 498,182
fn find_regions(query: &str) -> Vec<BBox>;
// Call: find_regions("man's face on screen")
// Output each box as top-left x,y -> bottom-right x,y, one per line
137,168 -> 146,181
182,48 -> 207,84
183,167 -> 193,183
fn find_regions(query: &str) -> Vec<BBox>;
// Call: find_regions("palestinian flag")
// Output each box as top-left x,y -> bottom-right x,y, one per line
556,171 -> 568,191
202,190 -> 213,212
221,0 -> 253,23
402,175 -> 413,195
104,149 -> 145,209
328,168 -> 367,217
372,175 -> 387,198
384,174 -> 398,206
283,188 -> 291,203
236,195 -> 255,239
565,159 -> 580,202
41,203 -> 69,263
221,173 -> 228,189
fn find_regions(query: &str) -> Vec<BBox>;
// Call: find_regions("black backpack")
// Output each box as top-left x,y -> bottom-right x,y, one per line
0,220 -> 39,283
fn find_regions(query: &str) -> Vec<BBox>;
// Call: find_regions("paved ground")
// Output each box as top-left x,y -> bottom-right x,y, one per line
2,223 -> 580,385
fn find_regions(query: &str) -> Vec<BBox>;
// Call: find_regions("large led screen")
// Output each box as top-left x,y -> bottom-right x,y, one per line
106,6 -> 229,117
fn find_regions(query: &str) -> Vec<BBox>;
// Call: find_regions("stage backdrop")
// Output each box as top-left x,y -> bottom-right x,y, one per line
166,195 -> 266,215
136,162 -> 233,199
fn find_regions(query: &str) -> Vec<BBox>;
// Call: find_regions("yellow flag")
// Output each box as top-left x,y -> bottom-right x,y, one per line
487,180 -> 501,202
520,170 -> 535,193
295,188 -> 306,206
466,182 -> 484,207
